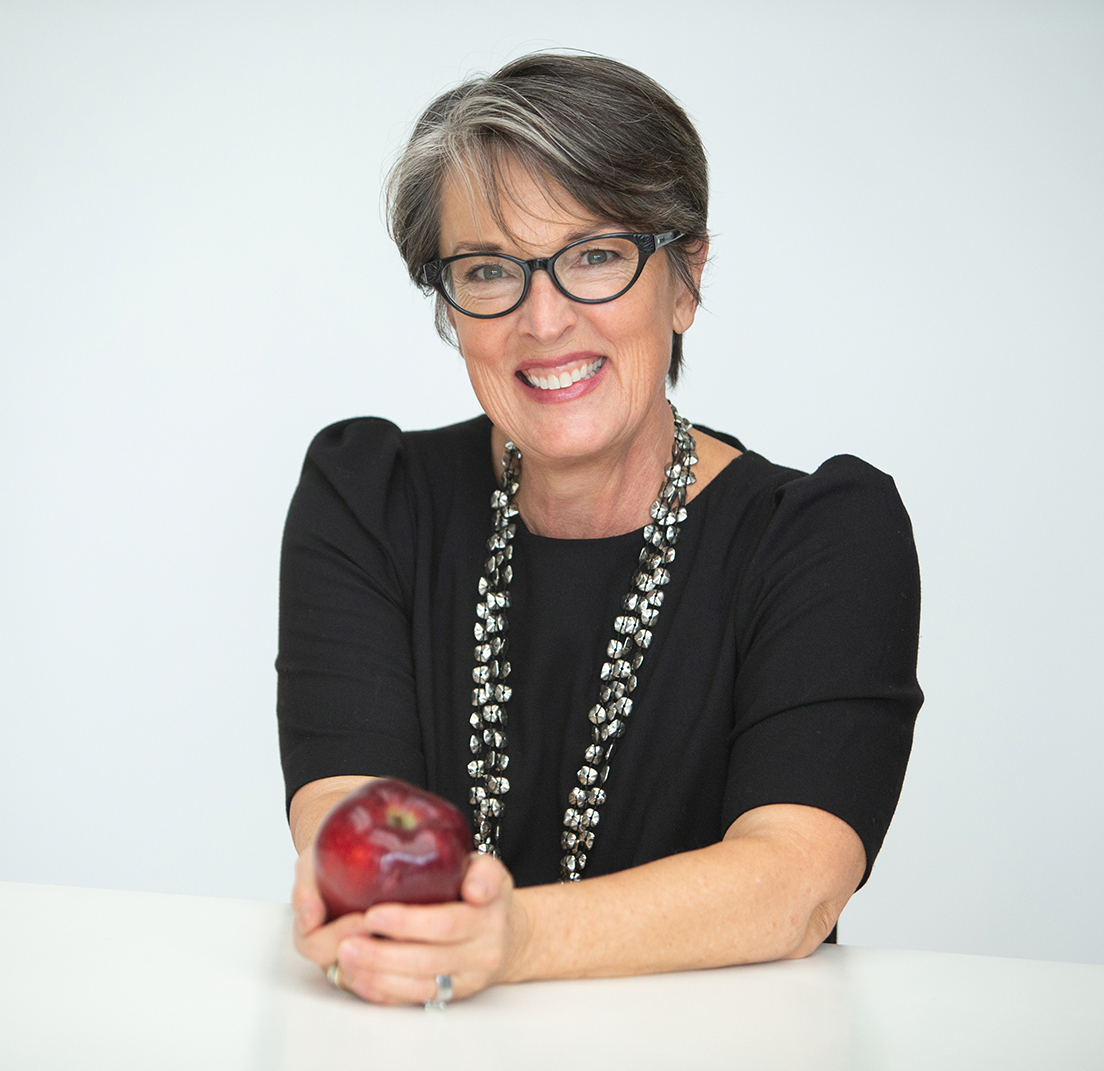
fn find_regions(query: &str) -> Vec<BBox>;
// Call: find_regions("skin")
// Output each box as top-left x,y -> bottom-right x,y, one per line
289,162 -> 866,1004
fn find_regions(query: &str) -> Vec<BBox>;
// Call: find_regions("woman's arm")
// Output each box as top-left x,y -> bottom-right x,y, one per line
509,802 -> 865,978
307,799 -> 864,1004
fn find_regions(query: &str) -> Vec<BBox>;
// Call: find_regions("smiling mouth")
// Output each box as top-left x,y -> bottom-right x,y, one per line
518,356 -> 605,391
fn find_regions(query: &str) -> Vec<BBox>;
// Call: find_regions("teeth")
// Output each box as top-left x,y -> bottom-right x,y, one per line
524,357 -> 604,391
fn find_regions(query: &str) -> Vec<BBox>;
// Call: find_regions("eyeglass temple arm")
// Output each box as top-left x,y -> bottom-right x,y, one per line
650,230 -> 683,252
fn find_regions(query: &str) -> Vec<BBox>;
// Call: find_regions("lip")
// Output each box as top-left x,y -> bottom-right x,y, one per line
515,354 -> 606,403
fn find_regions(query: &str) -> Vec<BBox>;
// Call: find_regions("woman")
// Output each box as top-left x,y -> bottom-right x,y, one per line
278,52 -> 922,1006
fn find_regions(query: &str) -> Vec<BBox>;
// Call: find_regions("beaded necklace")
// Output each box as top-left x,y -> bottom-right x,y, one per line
466,404 -> 698,880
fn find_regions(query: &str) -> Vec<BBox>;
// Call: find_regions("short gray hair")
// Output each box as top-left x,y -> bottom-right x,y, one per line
385,52 -> 709,385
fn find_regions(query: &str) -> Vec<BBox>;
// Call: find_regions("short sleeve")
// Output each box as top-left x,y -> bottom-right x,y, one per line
276,418 -> 427,813
723,456 -> 923,886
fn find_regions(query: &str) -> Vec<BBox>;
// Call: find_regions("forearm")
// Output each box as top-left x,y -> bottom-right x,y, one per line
505,805 -> 864,982
289,775 -> 375,854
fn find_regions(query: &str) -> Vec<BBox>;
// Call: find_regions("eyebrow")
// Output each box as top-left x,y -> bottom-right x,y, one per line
448,226 -> 622,258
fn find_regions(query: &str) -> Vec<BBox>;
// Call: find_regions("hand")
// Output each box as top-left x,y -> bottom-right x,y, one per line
292,847 -> 374,974
300,853 -> 523,1005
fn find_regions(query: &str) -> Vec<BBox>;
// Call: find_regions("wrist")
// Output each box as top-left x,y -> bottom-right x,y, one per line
499,886 -> 538,984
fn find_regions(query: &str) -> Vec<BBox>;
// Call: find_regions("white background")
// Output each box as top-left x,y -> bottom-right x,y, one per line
2,1 -> 1101,965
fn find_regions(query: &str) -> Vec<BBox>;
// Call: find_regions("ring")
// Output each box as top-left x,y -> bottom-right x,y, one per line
326,963 -> 343,990
425,973 -> 453,1009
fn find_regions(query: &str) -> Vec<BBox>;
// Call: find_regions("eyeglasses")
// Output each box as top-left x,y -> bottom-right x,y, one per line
422,230 -> 684,319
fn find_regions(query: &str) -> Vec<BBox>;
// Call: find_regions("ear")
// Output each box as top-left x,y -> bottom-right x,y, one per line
672,239 -> 708,335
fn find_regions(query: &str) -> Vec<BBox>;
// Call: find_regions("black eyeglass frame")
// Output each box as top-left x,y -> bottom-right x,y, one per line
421,230 -> 684,319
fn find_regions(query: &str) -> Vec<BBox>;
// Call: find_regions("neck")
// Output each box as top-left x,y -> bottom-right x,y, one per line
493,405 -> 675,539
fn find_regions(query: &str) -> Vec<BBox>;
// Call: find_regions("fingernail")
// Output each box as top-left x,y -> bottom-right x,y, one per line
338,940 -> 360,965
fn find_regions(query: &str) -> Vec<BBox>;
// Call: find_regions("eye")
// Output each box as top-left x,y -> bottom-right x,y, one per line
584,249 -> 611,266
468,263 -> 506,282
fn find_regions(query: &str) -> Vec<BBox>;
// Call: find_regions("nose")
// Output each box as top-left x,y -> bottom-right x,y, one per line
516,266 -> 576,343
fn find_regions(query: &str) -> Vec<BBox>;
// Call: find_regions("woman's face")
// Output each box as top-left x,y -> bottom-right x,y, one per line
437,163 -> 702,470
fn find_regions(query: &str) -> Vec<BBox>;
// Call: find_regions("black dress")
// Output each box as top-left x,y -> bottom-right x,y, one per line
277,415 -> 922,890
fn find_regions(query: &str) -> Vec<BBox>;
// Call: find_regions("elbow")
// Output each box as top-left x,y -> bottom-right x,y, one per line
781,899 -> 841,960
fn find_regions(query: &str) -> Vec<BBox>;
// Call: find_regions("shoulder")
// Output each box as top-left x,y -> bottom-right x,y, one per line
306,413 -> 490,471
690,433 -> 918,589
300,413 -> 491,502
695,424 -> 910,535
288,413 -> 492,555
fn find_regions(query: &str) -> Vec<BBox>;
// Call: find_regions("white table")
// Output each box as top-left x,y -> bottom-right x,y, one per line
1,881 -> 1100,1070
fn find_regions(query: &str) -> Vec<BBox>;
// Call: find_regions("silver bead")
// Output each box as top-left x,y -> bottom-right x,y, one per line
468,402 -> 696,871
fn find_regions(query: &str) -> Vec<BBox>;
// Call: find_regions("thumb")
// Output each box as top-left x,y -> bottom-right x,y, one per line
461,852 -> 503,906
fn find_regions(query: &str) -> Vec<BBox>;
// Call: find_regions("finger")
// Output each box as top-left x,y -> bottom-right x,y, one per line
337,934 -> 444,979
363,900 -> 483,944
461,853 -> 508,906
337,931 -> 503,984
294,911 -> 371,966
335,963 -> 441,1007
291,853 -> 327,934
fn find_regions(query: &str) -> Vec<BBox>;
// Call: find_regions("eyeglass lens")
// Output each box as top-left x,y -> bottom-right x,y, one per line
441,236 -> 643,315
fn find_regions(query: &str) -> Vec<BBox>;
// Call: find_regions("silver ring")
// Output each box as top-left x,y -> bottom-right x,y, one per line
425,973 -> 453,1009
326,963 -> 343,990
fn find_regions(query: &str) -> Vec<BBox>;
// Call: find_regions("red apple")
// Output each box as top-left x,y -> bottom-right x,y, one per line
313,778 -> 473,921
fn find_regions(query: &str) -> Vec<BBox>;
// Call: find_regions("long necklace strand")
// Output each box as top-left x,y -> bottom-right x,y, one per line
466,404 -> 698,880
